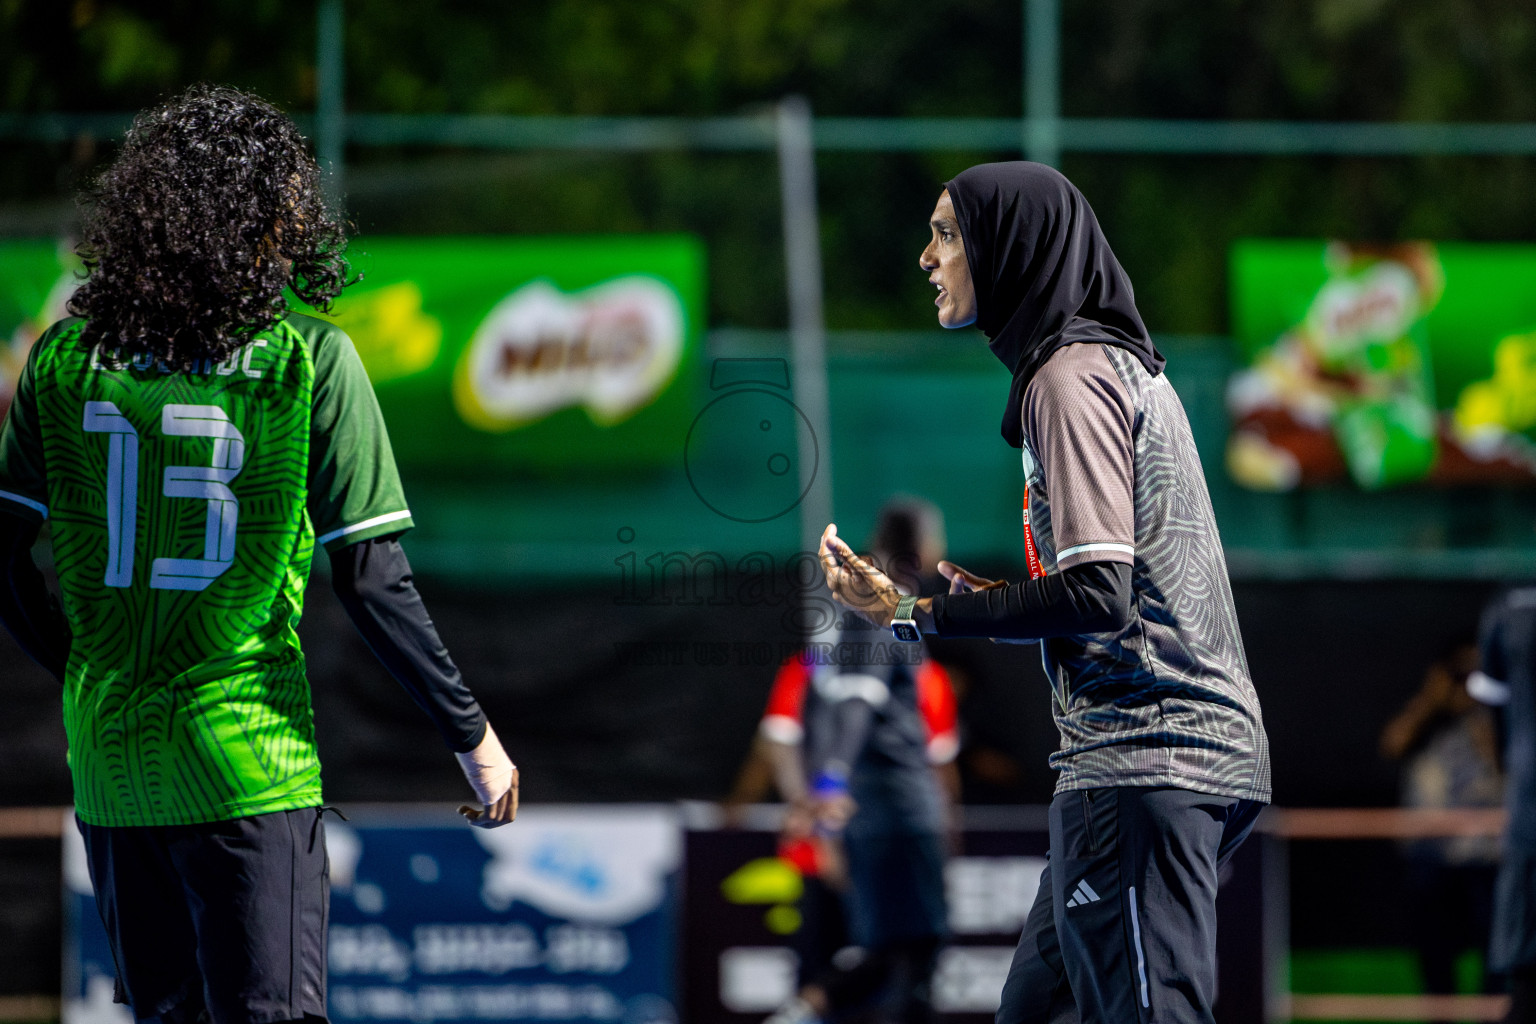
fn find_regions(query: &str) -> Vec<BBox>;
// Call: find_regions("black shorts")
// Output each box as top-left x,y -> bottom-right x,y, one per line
76,807 -> 331,1024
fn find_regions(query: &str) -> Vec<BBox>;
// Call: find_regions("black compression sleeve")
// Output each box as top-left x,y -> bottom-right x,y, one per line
330,536 -> 487,753
931,561 -> 1132,640
0,513 -> 70,681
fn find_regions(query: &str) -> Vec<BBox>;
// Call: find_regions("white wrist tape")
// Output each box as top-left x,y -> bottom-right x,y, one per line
455,722 -> 515,806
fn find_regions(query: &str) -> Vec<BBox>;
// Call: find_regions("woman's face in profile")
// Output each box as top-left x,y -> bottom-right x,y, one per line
919,189 -> 977,330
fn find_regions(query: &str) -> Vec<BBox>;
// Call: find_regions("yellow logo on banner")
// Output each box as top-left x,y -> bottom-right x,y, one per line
720,857 -> 805,935
331,281 -> 443,385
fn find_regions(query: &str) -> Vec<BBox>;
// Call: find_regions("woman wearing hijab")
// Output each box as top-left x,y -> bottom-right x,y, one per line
819,162 -> 1270,1023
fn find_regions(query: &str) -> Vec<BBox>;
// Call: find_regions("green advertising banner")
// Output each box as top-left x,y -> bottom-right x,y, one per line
1228,240 -> 1536,490
0,239 -> 79,426
0,236 -> 705,472
317,235 -> 703,471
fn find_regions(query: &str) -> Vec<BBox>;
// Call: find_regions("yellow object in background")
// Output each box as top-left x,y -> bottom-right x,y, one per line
1455,329 -> 1536,435
328,280 -> 443,385
720,856 -> 806,935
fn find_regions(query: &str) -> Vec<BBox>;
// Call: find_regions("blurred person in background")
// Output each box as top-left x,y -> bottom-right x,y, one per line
722,646 -> 855,1008
1380,640 -> 1503,1011
821,161 -> 1270,1024
729,498 -> 961,1016
724,613 -> 961,1018
0,84 -> 517,1024
767,499 -> 956,1024
1470,590 -> 1536,1023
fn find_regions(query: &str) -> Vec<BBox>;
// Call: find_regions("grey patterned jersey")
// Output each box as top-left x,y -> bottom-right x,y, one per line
1022,343 -> 1271,801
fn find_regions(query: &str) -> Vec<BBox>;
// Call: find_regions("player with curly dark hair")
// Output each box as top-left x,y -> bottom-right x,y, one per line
69,82 -> 350,370
0,83 -> 520,1024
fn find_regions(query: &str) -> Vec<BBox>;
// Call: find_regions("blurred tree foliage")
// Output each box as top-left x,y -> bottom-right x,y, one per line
4,0 -> 1536,332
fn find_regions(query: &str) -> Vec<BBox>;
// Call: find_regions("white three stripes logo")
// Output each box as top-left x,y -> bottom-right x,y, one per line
1066,878 -> 1101,908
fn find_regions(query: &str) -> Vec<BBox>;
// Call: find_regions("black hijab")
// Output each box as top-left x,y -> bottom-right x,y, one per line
944,161 -> 1163,448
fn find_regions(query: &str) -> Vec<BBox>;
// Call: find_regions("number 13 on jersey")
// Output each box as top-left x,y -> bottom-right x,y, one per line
82,401 -> 246,592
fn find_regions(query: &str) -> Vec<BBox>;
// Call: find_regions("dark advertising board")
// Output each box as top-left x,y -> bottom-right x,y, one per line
681,806 -> 1268,1024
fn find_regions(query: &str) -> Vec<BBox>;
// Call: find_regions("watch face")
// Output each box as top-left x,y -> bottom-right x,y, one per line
891,621 -> 921,643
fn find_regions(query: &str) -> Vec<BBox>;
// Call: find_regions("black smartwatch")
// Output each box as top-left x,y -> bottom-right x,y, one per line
890,594 -> 921,642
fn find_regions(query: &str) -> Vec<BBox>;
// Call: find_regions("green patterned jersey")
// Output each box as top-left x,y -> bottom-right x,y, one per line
0,313 -> 413,826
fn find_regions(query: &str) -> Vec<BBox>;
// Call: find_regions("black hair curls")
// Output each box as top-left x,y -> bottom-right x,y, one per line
68,83 -> 351,370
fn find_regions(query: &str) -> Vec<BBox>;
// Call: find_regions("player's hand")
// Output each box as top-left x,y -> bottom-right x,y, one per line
937,560 -> 1006,594
819,524 -> 901,626
455,722 -> 518,828
781,797 -> 817,840
459,767 -> 519,829
813,793 -> 857,833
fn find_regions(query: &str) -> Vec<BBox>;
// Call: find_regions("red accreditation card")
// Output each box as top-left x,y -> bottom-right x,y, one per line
1022,486 -> 1045,580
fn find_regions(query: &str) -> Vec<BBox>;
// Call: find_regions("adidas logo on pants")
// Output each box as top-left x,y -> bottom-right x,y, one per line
1065,878 -> 1101,908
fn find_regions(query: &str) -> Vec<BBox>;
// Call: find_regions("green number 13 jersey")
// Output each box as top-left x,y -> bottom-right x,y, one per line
0,314 -> 413,827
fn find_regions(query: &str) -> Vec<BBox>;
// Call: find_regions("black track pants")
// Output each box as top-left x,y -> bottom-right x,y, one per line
995,786 -> 1263,1024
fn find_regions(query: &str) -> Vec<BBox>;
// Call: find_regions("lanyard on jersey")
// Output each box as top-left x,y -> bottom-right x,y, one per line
1022,486 -> 1045,580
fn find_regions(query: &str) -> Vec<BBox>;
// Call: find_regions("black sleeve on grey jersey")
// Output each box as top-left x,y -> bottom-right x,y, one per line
930,561 -> 1132,641
330,536 -> 487,753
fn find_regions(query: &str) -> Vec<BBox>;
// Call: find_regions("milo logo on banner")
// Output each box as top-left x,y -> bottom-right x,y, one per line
0,236 -> 704,472
453,277 -> 685,431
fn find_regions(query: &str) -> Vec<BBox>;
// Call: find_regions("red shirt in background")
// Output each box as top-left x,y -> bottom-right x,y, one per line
759,653 -> 959,765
